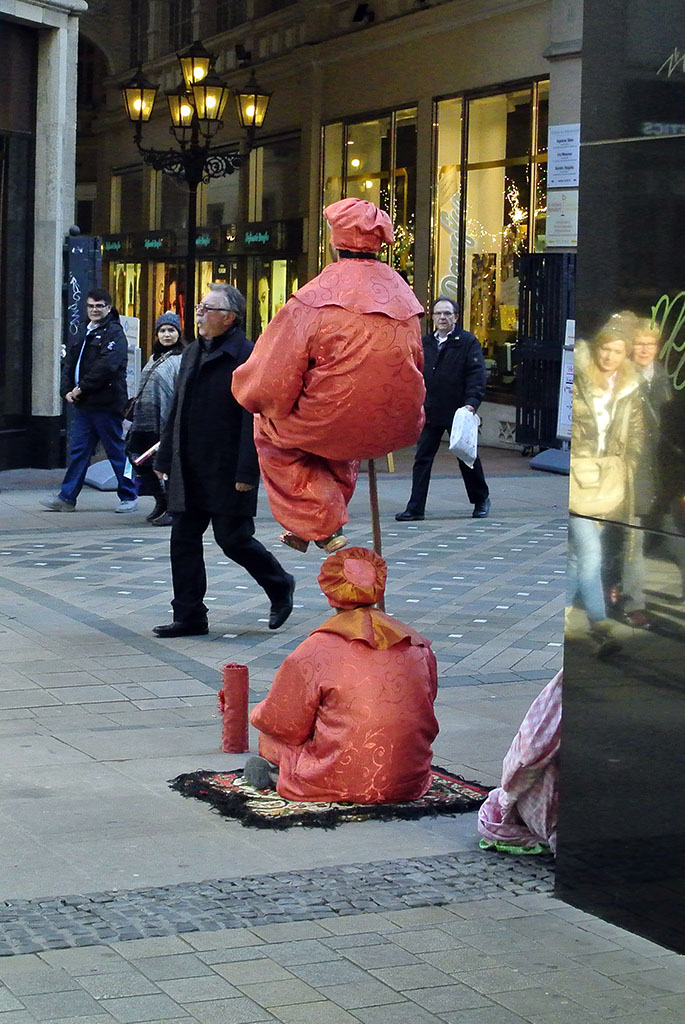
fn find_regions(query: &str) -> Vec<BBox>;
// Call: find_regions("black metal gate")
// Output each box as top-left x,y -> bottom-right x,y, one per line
515,253 -> 575,449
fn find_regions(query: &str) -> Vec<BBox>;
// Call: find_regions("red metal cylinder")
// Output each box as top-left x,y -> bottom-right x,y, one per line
217,663 -> 249,753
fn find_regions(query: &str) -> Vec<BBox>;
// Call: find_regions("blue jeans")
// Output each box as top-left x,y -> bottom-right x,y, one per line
567,515 -> 606,623
59,407 -> 137,505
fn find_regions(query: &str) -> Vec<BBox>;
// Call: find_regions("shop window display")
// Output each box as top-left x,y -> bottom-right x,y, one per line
110,169 -> 144,236
321,108 -> 417,283
433,82 -> 548,397
250,137 -> 301,221
109,262 -> 142,320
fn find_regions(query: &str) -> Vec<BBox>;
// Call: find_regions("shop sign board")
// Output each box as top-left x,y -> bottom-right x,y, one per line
223,220 -> 303,256
547,123 -> 581,188
546,190 -> 579,247
195,228 -> 223,252
101,234 -> 132,258
128,231 -> 176,258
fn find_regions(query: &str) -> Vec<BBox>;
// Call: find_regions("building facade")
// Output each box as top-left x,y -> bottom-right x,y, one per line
75,0 -> 580,457
0,0 -> 86,468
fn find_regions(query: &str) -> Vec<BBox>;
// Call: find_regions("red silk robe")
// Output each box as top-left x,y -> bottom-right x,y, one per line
250,608 -> 439,804
232,260 -> 425,540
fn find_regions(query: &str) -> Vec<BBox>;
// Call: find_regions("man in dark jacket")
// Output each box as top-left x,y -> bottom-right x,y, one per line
396,295 -> 490,520
40,288 -> 138,513
152,283 -> 295,638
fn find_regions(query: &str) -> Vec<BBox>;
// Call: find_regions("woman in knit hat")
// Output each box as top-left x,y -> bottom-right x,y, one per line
246,547 -> 439,802
127,312 -> 184,525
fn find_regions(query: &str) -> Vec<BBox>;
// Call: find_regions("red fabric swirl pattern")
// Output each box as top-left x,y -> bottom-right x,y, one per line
250,624 -> 439,804
231,263 -> 425,538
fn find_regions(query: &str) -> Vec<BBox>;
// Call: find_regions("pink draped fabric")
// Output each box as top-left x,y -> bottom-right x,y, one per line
477,670 -> 562,852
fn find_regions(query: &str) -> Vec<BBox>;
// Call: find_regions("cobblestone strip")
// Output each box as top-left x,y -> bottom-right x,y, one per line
0,851 -> 553,956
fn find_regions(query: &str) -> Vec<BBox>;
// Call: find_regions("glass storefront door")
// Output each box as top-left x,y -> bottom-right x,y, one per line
433,80 -> 549,395
321,108 -> 418,283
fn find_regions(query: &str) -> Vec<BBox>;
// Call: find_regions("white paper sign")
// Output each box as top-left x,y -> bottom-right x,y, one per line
546,190 -> 579,247
120,315 -> 141,398
556,336 -> 575,442
548,123 -> 581,188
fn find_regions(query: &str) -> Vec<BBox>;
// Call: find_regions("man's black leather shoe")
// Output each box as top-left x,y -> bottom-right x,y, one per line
269,573 -> 295,630
395,510 -> 424,522
153,620 -> 208,638
472,497 -> 491,518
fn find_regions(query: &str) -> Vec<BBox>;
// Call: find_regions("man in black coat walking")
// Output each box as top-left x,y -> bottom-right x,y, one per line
40,288 -> 138,513
152,284 -> 294,638
396,296 -> 490,521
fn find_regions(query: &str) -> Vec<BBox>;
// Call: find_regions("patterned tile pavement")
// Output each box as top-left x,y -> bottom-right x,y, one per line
1,450 -> 684,1021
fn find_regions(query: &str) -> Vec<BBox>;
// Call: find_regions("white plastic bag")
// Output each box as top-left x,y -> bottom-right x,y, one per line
448,407 -> 480,468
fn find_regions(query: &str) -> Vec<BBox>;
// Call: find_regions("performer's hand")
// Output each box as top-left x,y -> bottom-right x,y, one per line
66,388 -> 80,404
235,482 -> 254,492
154,470 -> 168,481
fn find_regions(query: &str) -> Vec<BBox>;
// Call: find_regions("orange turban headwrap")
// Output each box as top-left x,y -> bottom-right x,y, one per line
318,547 -> 387,609
324,198 -> 394,252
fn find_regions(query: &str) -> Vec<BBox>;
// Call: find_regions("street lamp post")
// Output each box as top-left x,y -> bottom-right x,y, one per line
121,43 -> 271,339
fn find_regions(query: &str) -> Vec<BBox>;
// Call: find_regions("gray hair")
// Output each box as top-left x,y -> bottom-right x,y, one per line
210,282 -> 246,325
432,295 -> 459,315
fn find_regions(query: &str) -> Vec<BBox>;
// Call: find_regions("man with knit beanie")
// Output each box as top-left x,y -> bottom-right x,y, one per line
245,547 -> 439,802
232,198 -> 426,554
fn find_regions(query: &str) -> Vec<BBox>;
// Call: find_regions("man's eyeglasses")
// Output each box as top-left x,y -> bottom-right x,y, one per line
86,302 -> 109,310
196,303 -> 232,314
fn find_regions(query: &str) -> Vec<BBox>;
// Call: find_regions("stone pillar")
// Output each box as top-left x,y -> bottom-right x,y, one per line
30,6 -> 86,466
147,0 -> 165,62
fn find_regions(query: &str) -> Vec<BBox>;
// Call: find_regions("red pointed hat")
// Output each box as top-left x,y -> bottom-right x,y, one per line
318,546 -> 387,609
324,198 -> 394,252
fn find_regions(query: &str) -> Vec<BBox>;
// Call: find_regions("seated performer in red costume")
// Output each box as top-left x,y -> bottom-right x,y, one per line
232,198 -> 425,554
246,547 -> 439,803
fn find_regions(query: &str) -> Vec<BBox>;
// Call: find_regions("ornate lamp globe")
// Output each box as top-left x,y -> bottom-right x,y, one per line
192,68 -> 230,124
121,67 -> 158,124
234,70 -> 272,133
166,80 -> 195,132
178,40 -> 212,94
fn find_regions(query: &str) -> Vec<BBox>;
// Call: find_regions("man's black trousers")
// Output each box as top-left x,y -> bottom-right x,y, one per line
170,507 -> 289,623
406,422 -> 489,515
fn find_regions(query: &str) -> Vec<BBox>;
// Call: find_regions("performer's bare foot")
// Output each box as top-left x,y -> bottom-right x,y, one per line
280,531 -> 309,552
315,530 -> 348,554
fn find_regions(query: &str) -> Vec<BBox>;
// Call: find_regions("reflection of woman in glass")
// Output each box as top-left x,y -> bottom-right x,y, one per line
567,313 -> 642,651
607,320 -> 671,627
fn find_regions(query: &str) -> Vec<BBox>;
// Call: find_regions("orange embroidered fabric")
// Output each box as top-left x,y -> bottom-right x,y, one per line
313,608 -> 428,651
231,262 -> 425,539
318,546 -> 387,609
250,628 -> 439,804
324,197 -> 394,252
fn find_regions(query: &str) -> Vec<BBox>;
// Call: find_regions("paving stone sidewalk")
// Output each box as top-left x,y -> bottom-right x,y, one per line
2,449 -> 683,1022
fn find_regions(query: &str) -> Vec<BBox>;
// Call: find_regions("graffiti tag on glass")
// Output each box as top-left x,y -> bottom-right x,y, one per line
653,291 -> 685,390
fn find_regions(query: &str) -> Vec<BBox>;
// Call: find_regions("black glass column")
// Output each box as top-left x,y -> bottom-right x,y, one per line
556,0 -> 685,951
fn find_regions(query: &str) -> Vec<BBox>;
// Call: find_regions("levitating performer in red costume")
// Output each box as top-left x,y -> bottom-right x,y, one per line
232,198 -> 425,553
246,547 -> 439,803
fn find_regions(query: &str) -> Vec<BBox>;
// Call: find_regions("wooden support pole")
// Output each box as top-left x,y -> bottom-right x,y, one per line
367,458 -> 385,611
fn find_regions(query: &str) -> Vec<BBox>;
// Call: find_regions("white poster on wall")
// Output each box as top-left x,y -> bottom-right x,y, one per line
546,190 -> 579,247
556,321 -> 575,442
120,315 -> 141,398
548,124 -> 581,188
